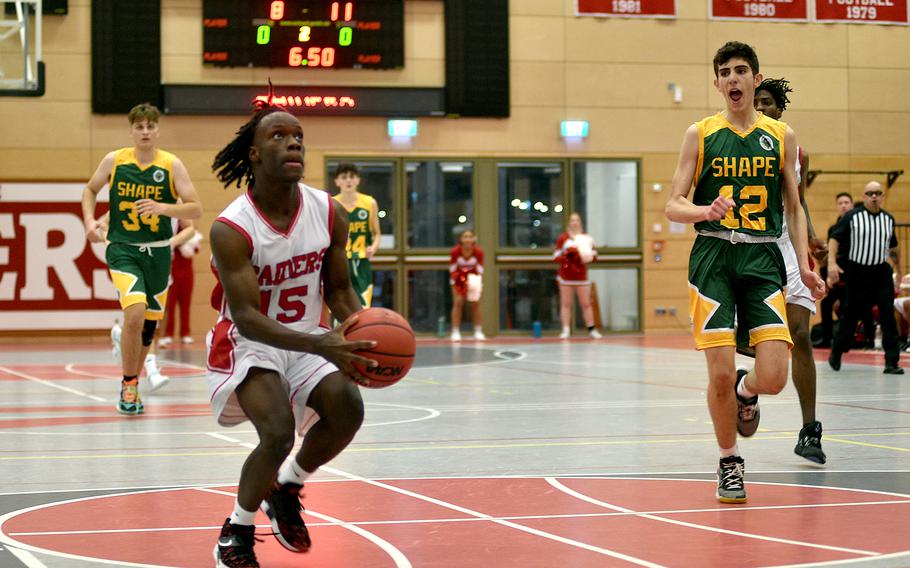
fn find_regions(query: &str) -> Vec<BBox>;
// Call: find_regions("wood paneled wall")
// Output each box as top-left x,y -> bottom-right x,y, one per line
1,0 -> 908,335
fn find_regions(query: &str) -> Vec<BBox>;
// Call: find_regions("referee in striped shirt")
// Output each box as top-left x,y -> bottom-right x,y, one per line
827,181 -> 904,374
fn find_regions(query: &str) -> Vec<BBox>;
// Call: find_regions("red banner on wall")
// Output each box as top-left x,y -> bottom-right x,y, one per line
0,183 -> 120,330
576,0 -> 677,18
815,0 -> 909,25
710,0 -> 809,21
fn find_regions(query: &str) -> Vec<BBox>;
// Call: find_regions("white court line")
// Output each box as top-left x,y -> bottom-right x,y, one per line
1,477 -> 909,567
786,551 -> 910,567
195,486 -> 412,568
0,487 -> 221,568
413,348 -> 528,370
319,465 -> 666,568
0,365 -> 107,402
64,361 -> 206,380
62,364 -> 119,381
545,477 -> 879,557
201,435 -> 665,566
5,545 -> 48,568
10,497 -> 910,536
205,432 -> 241,444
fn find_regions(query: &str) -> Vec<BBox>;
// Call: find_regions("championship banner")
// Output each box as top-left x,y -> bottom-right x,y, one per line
815,0 -> 908,25
0,183 -> 120,330
710,0 -> 810,21
576,0 -> 677,18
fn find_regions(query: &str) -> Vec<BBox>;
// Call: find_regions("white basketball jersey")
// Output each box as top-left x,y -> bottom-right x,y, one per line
212,183 -> 333,333
779,145 -> 802,240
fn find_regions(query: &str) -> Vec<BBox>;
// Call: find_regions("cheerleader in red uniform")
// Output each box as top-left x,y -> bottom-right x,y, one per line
554,212 -> 602,339
450,230 -> 485,341
160,219 -> 202,347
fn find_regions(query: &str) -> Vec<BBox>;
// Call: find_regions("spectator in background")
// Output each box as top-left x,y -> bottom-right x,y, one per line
449,229 -> 485,341
159,219 -> 202,347
554,212 -> 602,339
816,192 -> 854,348
828,181 -> 903,374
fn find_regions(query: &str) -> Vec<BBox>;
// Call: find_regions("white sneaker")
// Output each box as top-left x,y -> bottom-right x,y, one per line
559,328 -> 571,339
589,329 -> 603,339
111,323 -> 122,363
181,335 -> 194,345
451,330 -> 462,342
473,330 -> 486,341
158,336 -> 173,348
144,355 -> 171,392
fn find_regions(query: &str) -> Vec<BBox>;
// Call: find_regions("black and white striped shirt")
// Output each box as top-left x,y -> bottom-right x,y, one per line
830,205 -> 898,266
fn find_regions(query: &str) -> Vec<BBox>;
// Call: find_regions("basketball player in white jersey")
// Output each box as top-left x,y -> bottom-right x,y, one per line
208,104 -> 377,568
751,78 -> 828,464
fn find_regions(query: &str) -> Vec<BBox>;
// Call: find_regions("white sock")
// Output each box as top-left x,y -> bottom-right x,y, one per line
562,326 -> 570,333
720,445 -> 739,458
474,326 -> 483,332
277,458 -> 311,486
229,500 -> 257,526
736,374 -> 756,399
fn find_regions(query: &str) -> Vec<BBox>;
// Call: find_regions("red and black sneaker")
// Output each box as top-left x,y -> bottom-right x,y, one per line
213,518 -> 260,568
261,482 -> 312,553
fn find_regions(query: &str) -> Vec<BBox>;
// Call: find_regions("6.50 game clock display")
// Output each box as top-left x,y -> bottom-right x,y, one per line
203,0 -> 404,69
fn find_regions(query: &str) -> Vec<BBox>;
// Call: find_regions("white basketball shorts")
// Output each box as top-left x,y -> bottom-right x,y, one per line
206,321 -> 339,435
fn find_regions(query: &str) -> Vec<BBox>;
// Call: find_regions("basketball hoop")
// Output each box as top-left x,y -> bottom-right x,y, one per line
0,0 -> 45,96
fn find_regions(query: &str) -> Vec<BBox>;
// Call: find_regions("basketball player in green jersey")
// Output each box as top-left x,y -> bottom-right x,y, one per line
82,103 -> 202,415
333,163 -> 381,307
665,42 -> 825,503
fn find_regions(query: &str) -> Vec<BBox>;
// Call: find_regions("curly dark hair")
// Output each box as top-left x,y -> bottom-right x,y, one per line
756,77 -> 793,112
212,97 -> 287,189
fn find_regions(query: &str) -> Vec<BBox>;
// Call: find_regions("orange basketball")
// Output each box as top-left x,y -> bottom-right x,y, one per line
345,308 -> 416,388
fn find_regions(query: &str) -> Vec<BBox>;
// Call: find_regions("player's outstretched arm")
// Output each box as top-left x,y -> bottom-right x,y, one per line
665,125 -> 733,224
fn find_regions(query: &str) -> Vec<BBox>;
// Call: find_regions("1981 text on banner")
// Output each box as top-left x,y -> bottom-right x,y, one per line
576,0 -> 677,18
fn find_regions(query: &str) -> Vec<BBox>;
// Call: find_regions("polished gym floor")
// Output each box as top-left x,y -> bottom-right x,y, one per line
0,335 -> 908,567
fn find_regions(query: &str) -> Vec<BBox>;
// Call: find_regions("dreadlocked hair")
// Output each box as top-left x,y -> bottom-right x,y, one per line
756,77 -> 792,112
211,99 -> 286,189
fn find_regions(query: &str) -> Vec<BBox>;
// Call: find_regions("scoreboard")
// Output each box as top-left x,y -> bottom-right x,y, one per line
203,0 -> 404,70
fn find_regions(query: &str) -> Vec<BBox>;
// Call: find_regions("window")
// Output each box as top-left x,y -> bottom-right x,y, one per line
576,268 -> 640,331
572,160 -> 639,248
370,269 -> 397,311
406,161 -> 474,248
407,269 -> 451,333
499,268 -> 560,332
498,162 -> 564,249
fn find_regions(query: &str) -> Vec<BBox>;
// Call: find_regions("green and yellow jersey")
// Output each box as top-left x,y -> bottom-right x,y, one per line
334,192 -> 375,260
693,113 -> 787,238
107,147 -> 178,244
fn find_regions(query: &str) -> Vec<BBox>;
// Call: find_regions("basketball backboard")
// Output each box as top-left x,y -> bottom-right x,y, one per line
0,0 -> 44,96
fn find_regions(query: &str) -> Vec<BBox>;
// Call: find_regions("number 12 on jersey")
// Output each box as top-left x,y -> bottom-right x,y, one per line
718,185 -> 768,231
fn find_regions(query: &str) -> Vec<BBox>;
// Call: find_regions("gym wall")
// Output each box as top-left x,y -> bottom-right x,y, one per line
1,0 -> 908,336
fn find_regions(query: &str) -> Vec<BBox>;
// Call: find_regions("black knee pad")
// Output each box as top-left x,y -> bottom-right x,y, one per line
141,320 -> 157,347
